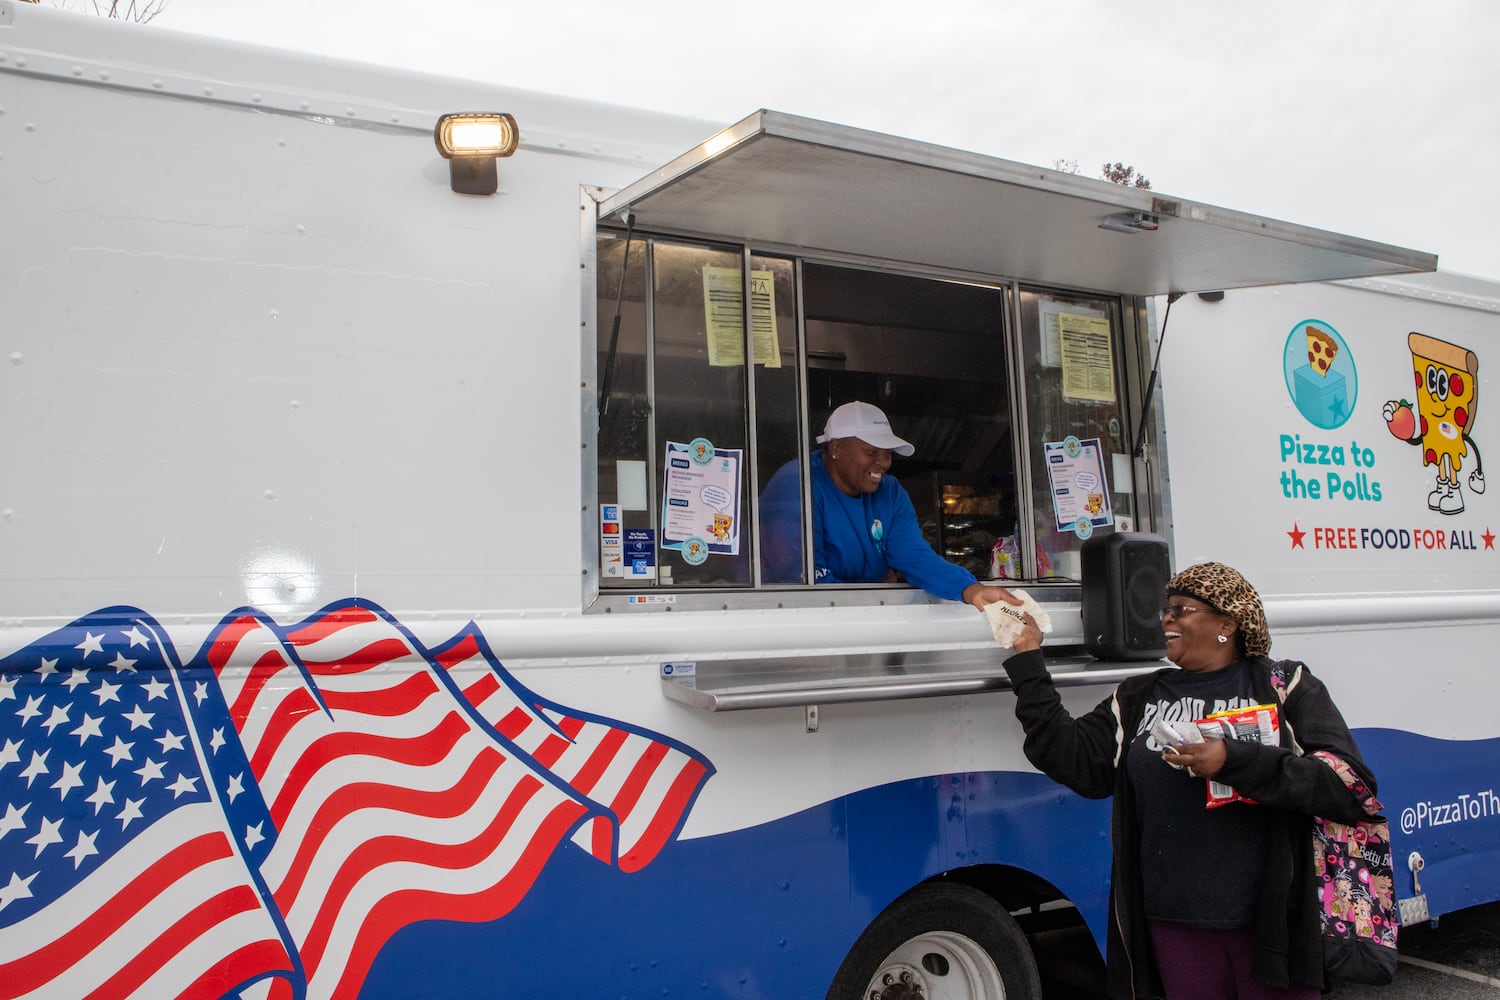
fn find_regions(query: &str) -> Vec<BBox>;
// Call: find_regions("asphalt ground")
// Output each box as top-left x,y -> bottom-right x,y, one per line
1326,900 -> 1500,998
1038,899 -> 1500,998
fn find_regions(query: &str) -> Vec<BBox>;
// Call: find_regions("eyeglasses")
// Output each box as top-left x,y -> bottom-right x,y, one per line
1159,604 -> 1211,622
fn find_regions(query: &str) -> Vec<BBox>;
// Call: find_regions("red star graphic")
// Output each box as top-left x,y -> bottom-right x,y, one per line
1288,523 -> 1307,549
1484,527 -> 1496,550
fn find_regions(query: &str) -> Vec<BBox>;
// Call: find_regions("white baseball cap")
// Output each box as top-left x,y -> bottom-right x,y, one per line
816,401 -> 915,457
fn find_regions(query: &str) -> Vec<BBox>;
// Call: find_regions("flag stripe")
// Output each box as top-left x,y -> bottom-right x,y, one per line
317,671 -> 433,719
295,771 -> 549,967
267,713 -> 470,828
323,798 -> 588,1000
618,758 -> 710,873
0,831 -> 229,985
84,884 -> 265,1000
284,606 -> 380,646
294,781 -> 589,998
246,686 -> 321,784
168,939 -> 295,1000
271,746 -> 505,905
297,637 -> 410,673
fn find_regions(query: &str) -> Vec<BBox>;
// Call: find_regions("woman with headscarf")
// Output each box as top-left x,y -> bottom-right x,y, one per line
1000,561 -> 1377,1000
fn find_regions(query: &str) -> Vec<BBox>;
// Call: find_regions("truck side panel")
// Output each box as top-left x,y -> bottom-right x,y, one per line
1159,276 -> 1500,919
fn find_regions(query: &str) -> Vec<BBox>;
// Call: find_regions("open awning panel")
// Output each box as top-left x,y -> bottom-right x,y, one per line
598,111 -> 1436,296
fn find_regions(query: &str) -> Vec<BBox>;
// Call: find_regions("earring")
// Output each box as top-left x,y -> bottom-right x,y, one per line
1216,634 -> 1228,644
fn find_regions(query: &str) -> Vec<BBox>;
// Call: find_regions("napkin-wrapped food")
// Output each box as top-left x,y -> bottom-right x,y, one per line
982,589 -> 1052,648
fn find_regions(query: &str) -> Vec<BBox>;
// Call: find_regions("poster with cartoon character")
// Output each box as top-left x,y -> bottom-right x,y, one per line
1383,333 -> 1486,515
661,438 -> 743,561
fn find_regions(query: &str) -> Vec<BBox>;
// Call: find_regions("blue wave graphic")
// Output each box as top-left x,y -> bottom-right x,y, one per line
366,771 -> 1113,999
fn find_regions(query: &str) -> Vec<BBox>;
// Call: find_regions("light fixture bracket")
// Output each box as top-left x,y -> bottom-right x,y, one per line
1098,211 -> 1160,234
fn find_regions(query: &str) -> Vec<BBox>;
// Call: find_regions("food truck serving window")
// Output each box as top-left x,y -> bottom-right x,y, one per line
592,231 -> 1136,600
587,112 -> 1434,608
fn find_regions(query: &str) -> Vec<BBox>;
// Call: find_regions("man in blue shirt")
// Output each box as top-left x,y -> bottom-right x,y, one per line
761,401 -> 1015,611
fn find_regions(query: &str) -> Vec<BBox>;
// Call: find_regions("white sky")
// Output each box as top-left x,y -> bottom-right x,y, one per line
138,1 -> 1500,278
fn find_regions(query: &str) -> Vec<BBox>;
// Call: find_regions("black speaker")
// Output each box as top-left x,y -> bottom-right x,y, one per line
1081,532 -> 1169,660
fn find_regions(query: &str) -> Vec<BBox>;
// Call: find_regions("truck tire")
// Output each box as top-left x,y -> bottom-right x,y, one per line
825,882 -> 1042,1000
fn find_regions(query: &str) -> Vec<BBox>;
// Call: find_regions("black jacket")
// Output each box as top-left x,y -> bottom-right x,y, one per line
1000,650 -> 1375,999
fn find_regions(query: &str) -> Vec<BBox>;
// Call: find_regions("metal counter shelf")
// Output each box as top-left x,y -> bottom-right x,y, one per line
660,646 -> 1164,711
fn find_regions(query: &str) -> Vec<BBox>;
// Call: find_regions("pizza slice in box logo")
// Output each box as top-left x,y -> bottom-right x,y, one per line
1307,325 -> 1339,376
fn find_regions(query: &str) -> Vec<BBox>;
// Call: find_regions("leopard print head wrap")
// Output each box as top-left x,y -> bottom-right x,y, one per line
1165,561 -> 1271,657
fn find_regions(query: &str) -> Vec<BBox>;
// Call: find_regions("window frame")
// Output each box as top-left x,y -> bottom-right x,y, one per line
581,200 -> 1153,614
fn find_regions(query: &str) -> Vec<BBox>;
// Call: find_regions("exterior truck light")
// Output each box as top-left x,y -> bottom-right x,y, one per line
434,112 -> 519,195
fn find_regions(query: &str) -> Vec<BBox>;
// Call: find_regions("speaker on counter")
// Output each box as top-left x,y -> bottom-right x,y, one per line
1081,532 -> 1170,660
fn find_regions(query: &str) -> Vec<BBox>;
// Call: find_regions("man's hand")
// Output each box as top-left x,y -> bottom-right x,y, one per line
962,583 -> 1021,611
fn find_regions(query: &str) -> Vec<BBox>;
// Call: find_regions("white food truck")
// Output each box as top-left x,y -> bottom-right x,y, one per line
2,3 -> 1495,997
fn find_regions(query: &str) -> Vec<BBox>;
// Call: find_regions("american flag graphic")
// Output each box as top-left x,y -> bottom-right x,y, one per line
0,602 -> 714,999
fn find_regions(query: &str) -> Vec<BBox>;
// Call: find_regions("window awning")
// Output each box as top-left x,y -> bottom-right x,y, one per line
597,111 -> 1436,296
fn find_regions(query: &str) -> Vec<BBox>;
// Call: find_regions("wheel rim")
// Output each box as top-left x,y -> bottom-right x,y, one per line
860,929 -> 1006,1000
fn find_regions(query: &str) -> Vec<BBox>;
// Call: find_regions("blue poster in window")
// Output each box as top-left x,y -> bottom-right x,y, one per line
661,440 -> 743,557
1044,436 -> 1114,533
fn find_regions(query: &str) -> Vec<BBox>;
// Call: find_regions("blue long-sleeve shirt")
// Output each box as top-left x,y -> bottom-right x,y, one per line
760,454 -> 977,601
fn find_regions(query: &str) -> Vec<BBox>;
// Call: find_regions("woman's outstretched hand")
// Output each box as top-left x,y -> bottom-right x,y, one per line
1011,613 -> 1044,654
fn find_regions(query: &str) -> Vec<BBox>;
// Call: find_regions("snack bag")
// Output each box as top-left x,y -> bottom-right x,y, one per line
989,536 -> 1019,580
1196,704 -> 1279,808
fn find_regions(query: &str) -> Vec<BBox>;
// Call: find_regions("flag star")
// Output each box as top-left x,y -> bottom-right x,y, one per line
0,871 -> 37,913
117,797 -> 145,830
64,829 -> 99,869
52,760 -> 86,799
135,758 -> 166,784
72,713 -> 105,744
123,625 -> 152,648
109,653 -> 138,674
226,772 -> 245,802
122,705 -> 154,730
20,750 -> 50,787
103,736 -> 134,766
94,679 -> 121,705
155,730 -> 186,753
76,632 -> 105,657
209,728 -> 226,753
41,704 -> 72,735
0,674 -> 16,702
167,773 -> 200,798
63,668 -> 91,692
0,802 -> 29,838
0,738 -> 20,769
26,816 -> 63,857
37,657 -> 60,678
194,681 -> 209,705
244,822 -> 265,849
142,677 -> 169,702
16,695 -> 44,725
86,776 -> 116,814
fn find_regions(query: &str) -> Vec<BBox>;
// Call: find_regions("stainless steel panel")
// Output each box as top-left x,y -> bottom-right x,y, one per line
600,111 -> 1436,298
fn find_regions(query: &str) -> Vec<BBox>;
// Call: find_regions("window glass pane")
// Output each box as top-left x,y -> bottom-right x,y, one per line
651,241 -> 751,587
749,255 -> 805,584
797,263 -> 1013,585
1017,288 -> 1129,581
596,231 -> 652,589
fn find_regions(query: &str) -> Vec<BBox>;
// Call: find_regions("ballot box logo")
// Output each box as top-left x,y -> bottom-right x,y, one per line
1283,319 -> 1357,431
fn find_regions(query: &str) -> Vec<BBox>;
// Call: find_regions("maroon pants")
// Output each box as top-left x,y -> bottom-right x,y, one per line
1147,922 -> 1322,1000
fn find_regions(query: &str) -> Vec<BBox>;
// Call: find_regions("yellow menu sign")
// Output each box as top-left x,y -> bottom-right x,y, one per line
703,266 -> 781,368
1059,311 -> 1115,402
